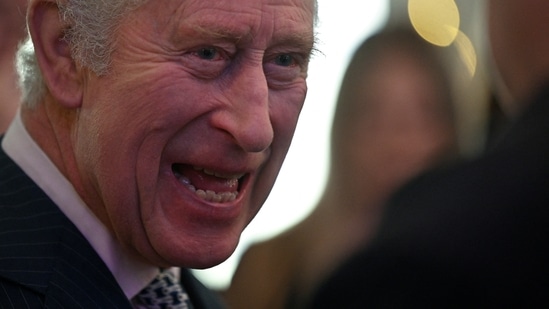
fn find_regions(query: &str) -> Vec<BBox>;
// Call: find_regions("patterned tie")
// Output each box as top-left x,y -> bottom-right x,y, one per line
137,269 -> 194,309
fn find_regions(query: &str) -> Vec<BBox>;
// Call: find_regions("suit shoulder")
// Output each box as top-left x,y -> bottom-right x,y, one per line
0,277 -> 46,308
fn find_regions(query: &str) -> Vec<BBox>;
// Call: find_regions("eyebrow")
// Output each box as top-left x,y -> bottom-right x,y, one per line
189,23 -> 253,44
188,22 -> 317,56
272,31 -> 318,56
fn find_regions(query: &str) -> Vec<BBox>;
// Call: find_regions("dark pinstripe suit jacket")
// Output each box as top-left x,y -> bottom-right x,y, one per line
0,144 -> 225,308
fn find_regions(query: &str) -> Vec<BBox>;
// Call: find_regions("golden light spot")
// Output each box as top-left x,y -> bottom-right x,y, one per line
454,30 -> 477,77
408,0 -> 460,47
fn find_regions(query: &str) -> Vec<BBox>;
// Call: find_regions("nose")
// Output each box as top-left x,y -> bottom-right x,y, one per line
213,64 -> 274,153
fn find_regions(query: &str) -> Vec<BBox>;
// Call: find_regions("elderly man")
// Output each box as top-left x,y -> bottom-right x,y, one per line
311,0 -> 549,307
0,0 -> 316,307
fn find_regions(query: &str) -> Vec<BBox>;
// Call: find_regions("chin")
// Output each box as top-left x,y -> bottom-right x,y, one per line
151,233 -> 241,269
179,247 -> 237,269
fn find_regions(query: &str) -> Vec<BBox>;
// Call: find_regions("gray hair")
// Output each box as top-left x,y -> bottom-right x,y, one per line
17,0 -> 147,108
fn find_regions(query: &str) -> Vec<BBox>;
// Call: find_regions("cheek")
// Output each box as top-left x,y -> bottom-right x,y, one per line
96,67 -> 213,140
75,70 -> 191,206
246,88 -> 305,211
269,87 -> 307,141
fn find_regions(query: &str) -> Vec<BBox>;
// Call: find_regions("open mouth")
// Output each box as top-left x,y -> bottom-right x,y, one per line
172,164 -> 244,203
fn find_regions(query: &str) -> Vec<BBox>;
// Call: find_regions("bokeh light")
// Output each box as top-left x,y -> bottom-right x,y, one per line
455,30 -> 477,77
408,0 -> 477,78
408,0 -> 460,46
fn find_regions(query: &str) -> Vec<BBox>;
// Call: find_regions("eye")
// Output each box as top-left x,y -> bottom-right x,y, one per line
274,54 -> 296,67
196,47 -> 220,60
264,53 -> 307,88
180,46 -> 232,79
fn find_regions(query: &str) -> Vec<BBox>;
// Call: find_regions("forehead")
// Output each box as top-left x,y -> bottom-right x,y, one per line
146,0 -> 315,46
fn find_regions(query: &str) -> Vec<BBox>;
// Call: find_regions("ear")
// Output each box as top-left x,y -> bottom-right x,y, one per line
28,0 -> 83,108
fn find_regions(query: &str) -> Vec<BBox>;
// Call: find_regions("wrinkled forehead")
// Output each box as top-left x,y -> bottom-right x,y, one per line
163,0 -> 315,37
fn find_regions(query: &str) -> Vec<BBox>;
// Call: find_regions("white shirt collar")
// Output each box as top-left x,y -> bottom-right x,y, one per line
1,110 -> 158,300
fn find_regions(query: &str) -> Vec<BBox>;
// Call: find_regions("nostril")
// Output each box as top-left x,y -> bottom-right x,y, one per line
212,110 -> 274,153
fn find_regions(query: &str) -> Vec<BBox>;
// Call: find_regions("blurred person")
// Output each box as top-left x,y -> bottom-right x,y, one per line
0,0 -> 27,133
222,27 -> 459,309
0,0 -> 317,307
311,0 -> 549,307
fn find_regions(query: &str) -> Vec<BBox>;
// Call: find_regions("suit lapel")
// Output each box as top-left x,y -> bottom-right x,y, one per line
0,145 -> 132,308
180,268 -> 226,309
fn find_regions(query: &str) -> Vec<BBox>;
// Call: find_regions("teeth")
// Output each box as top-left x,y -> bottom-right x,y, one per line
175,170 -> 239,203
195,166 -> 244,179
196,190 -> 238,203
203,169 -> 215,176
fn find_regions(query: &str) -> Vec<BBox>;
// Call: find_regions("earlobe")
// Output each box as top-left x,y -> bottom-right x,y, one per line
29,0 -> 83,108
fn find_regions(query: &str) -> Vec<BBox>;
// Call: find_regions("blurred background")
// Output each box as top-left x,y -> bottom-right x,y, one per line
193,0 -> 492,290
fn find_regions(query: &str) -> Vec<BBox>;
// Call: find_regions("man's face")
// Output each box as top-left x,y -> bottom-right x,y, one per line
74,0 -> 315,268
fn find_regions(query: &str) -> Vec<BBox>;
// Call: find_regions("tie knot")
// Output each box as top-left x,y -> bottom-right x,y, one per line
137,269 -> 193,309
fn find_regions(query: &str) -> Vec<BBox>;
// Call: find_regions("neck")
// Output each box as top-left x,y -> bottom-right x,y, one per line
21,97 -> 78,184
